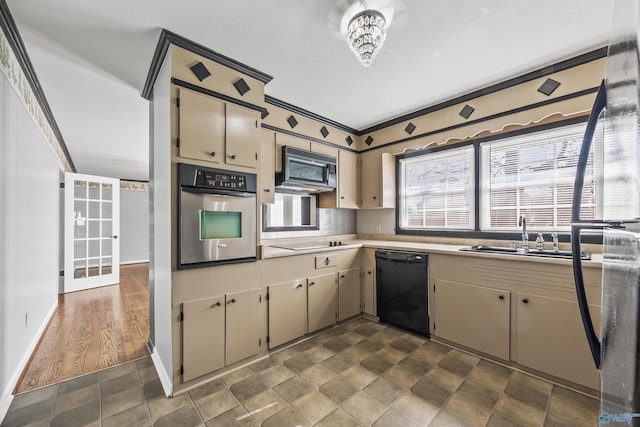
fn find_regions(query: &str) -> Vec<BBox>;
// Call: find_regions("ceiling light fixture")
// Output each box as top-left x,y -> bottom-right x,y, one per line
347,7 -> 387,67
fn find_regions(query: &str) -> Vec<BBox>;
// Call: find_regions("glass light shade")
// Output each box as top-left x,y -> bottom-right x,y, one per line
347,9 -> 387,67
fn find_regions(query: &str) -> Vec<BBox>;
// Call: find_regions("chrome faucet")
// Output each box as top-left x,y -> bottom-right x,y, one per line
518,215 -> 529,252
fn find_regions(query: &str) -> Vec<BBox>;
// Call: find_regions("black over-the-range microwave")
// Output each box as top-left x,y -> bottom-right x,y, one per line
275,145 -> 337,193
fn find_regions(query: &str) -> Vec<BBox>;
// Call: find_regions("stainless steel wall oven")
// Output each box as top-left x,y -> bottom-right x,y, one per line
177,163 -> 257,269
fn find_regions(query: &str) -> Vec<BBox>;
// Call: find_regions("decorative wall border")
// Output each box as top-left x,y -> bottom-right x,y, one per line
142,29 -> 273,100
120,180 -> 149,191
0,0 -> 74,172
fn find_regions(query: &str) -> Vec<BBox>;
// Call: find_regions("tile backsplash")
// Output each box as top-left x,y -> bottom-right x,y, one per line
261,208 -> 357,240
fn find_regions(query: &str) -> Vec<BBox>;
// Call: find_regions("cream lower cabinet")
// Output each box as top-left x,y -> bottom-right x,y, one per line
338,268 -> 361,321
434,280 -> 510,360
182,295 -> 225,382
268,279 -> 307,348
362,267 -> 375,316
308,273 -> 338,333
182,289 -> 260,382
515,292 -> 600,389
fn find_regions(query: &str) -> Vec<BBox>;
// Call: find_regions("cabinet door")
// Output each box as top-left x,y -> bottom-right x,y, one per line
338,268 -> 361,321
360,151 -> 381,209
226,290 -> 259,365
182,295 -> 225,382
362,268 -> 376,316
338,150 -> 359,209
226,103 -> 260,168
435,280 -> 510,360
308,272 -> 338,333
360,152 -> 395,209
515,293 -> 600,389
259,129 -> 275,204
268,279 -> 307,348
178,88 -> 224,163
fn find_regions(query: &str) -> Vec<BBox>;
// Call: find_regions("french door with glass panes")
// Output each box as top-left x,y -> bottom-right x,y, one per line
64,173 -> 120,292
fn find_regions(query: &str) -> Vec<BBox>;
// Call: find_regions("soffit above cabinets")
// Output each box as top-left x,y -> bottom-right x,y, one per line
5,0 -> 614,181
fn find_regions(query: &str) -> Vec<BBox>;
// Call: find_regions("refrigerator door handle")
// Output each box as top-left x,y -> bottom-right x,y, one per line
571,80 -> 607,369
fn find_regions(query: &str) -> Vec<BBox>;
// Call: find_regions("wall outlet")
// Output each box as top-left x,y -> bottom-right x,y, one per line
375,225 -> 382,234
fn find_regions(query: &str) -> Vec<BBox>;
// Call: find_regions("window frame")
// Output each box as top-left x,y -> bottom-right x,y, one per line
395,117 -> 602,244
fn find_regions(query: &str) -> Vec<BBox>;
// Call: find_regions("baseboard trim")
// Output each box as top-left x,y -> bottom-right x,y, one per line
150,348 -> 173,397
0,299 -> 57,423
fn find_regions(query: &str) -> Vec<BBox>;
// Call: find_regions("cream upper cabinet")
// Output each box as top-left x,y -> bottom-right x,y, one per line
307,272 -> 338,333
177,87 -> 260,168
259,129 -> 275,204
178,88 -> 224,164
182,295 -> 225,382
360,151 -> 395,209
321,150 -> 359,209
225,103 -> 260,168
433,280 -> 510,360
515,292 -> 600,389
338,151 -> 359,209
338,268 -> 361,321
268,279 -> 307,348
311,141 -> 339,158
275,133 -> 311,172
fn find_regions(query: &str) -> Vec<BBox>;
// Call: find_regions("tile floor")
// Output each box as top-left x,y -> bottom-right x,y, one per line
1,317 -> 600,426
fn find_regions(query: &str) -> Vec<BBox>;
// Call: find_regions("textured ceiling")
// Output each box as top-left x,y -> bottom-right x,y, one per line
6,0 -> 615,181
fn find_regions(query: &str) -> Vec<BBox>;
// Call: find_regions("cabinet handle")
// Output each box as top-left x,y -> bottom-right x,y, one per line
340,275 -> 345,279
209,151 -> 216,157
296,283 -> 303,289
368,271 -> 372,275
499,295 -> 505,300
340,196 -> 345,199
373,196 -> 377,199
230,154 -> 237,160
309,282 -> 315,286
227,298 -> 236,304
522,298 -> 529,304
213,301 -> 221,307
264,188 -> 271,192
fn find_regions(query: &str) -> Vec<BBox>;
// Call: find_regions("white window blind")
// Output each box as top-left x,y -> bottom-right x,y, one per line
480,123 -> 597,231
399,146 -> 475,230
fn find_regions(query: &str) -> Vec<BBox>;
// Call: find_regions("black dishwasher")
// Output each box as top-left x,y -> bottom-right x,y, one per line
376,250 -> 429,336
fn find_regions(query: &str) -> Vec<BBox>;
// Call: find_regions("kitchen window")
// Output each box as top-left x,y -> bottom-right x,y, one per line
396,118 -> 603,238
398,145 -> 475,230
480,122 -> 598,231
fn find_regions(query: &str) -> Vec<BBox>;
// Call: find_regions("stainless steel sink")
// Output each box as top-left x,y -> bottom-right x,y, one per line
460,245 -> 590,260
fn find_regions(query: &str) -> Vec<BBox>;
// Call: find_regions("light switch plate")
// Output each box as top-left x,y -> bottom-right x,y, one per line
315,255 -> 336,269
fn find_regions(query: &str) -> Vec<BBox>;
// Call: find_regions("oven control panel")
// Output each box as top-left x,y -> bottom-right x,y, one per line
196,170 -> 247,190
178,163 -> 257,193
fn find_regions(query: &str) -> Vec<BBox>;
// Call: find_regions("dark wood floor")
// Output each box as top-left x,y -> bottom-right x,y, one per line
14,263 -> 150,394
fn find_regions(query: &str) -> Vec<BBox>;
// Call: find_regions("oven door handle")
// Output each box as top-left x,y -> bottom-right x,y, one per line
181,186 -> 256,197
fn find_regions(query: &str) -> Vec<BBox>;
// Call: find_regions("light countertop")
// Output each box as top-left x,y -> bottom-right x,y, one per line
261,239 -> 603,268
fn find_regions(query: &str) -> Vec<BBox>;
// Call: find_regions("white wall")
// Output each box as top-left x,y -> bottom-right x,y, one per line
120,188 -> 149,264
149,50 -> 174,396
1,74 -> 59,418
